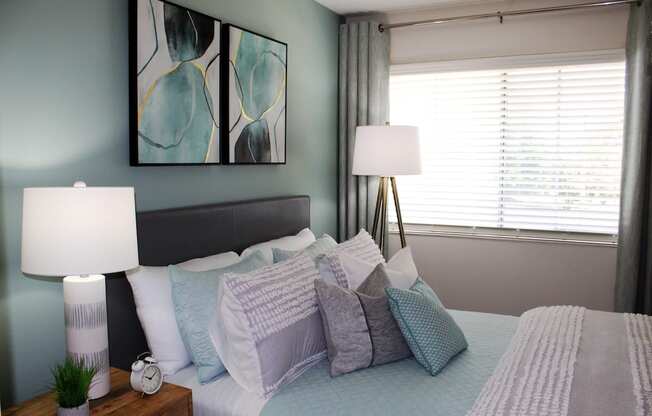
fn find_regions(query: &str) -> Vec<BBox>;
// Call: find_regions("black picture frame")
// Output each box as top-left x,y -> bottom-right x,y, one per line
130,0 -> 222,166
221,24 -> 288,165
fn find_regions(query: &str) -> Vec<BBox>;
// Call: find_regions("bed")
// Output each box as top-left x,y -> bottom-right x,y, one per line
106,196 -> 651,416
167,309 -> 517,416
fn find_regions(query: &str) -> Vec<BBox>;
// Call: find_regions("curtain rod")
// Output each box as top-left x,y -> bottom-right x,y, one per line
378,0 -> 640,32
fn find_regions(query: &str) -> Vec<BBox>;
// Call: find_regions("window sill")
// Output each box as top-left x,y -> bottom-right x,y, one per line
389,224 -> 618,247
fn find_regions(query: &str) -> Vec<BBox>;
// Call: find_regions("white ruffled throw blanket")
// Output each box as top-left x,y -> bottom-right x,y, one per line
468,306 -> 652,416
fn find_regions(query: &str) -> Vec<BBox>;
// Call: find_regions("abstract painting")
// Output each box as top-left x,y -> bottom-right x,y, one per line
223,25 -> 287,164
131,0 -> 221,165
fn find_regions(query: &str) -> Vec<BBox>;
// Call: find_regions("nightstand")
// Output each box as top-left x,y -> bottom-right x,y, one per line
4,367 -> 192,416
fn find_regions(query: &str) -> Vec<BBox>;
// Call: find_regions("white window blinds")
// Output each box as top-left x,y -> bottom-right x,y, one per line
389,52 -> 626,235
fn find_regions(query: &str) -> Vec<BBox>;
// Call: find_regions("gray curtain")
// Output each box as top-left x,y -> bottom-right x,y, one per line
615,0 -> 652,314
338,21 -> 390,242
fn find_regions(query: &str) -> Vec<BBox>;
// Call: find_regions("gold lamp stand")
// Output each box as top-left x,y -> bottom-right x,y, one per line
372,176 -> 407,253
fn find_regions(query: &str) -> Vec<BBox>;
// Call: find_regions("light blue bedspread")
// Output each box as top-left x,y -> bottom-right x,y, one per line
262,310 -> 518,416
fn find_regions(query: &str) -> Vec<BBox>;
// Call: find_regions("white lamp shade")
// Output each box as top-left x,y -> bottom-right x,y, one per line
352,125 -> 422,176
21,184 -> 139,276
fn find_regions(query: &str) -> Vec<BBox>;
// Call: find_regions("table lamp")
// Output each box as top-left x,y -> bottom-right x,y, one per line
21,181 -> 139,399
353,125 -> 422,252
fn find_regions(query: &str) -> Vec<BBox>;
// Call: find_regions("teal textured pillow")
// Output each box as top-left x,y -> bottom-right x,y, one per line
385,287 -> 468,376
169,250 -> 269,383
272,234 -> 338,263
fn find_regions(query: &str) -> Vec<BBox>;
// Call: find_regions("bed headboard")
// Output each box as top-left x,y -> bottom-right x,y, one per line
105,196 -> 310,371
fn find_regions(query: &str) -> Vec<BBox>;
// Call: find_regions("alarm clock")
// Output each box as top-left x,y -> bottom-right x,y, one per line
130,352 -> 163,395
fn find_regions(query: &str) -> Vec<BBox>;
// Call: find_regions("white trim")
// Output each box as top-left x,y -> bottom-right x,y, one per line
391,49 -> 626,75
389,223 -> 618,247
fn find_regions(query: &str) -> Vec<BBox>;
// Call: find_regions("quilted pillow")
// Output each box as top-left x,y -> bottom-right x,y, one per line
315,264 -> 411,377
386,286 -> 467,376
272,234 -> 338,263
168,251 -> 269,384
210,254 -> 326,398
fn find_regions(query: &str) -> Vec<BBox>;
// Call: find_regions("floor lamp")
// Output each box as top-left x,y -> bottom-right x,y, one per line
353,125 -> 422,252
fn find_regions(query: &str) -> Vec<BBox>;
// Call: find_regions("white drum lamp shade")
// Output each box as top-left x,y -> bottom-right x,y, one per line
21,182 -> 139,399
21,185 -> 138,276
352,125 -> 422,251
352,126 -> 422,176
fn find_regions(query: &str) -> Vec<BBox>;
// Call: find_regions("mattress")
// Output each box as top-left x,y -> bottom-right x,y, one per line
167,310 -> 518,416
165,365 -> 267,416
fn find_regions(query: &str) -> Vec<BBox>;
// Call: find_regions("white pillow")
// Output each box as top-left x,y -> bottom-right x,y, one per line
240,228 -> 316,264
387,246 -> 419,284
322,246 -> 419,290
126,251 -> 241,375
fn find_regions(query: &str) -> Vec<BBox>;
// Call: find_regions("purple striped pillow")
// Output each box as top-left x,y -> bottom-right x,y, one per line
210,254 -> 326,398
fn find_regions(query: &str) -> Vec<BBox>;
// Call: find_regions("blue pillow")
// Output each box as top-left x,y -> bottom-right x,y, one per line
385,286 -> 467,376
272,234 -> 338,263
169,250 -> 269,383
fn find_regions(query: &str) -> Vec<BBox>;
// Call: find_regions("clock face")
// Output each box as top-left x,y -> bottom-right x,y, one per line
142,365 -> 162,394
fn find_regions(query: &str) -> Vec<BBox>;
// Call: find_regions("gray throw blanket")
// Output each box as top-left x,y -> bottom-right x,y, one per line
467,306 -> 652,416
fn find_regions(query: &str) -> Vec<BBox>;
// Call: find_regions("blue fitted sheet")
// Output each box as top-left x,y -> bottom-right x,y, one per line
261,310 -> 518,416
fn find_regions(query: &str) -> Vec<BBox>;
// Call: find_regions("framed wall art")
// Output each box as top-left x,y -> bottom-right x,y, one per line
130,0 -> 221,165
222,24 -> 287,165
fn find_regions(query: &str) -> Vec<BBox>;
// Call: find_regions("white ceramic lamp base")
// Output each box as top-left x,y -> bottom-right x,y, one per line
63,275 -> 110,399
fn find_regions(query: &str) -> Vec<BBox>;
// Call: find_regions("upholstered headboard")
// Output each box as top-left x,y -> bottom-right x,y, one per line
105,196 -> 310,371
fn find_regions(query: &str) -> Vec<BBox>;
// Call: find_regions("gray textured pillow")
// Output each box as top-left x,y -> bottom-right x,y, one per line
315,264 -> 411,377
358,292 -> 412,366
314,279 -> 371,376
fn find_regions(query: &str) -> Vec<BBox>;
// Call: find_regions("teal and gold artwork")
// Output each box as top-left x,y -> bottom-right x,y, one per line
132,0 -> 221,165
226,26 -> 287,164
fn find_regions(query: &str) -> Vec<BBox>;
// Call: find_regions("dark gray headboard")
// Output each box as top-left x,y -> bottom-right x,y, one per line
106,196 -> 310,371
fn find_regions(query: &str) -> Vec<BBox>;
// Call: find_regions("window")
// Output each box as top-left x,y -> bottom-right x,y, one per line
389,51 -> 626,236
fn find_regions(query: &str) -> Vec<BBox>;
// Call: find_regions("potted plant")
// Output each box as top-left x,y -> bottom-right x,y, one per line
51,358 -> 96,416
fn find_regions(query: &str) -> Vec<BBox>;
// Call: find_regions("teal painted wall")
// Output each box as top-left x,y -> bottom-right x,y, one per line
0,0 -> 340,406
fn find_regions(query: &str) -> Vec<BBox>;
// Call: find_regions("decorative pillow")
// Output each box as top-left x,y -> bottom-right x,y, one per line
272,234 -> 338,263
126,251 -> 240,375
168,251 -> 269,384
319,244 -> 419,290
332,229 -> 385,263
210,254 -> 326,398
241,228 -> 315,264
315,264 -> 411,377
386,287 -> 467,376
386,247 -> 419,283
316,230 -> 385,287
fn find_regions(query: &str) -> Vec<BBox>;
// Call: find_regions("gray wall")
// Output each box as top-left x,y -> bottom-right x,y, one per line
0,0 -> 340,406
389,235 -> 617,316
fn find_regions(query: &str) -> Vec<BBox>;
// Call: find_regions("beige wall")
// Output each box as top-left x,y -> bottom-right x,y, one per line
389,234 -> 618,316
385,0 -> 629,64
383,0 -> 627,315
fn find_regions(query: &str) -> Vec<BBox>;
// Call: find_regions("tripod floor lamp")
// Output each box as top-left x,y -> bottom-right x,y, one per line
353,125 -> 422,252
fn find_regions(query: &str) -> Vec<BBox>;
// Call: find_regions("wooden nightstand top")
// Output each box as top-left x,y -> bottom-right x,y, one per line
5,367 -> 192,416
